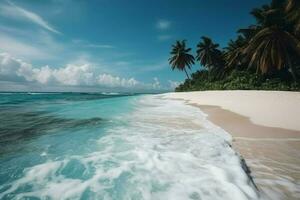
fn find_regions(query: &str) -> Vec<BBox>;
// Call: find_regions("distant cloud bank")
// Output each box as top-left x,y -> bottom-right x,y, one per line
0,2 -> 179,92
0,53 -> 174,92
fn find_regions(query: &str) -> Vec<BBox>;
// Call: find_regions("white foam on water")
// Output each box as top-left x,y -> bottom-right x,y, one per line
0,95 -> 260,200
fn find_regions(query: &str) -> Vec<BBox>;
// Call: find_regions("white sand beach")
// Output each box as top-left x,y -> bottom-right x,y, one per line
163,91 -> 300,199
164,91 -> 300,131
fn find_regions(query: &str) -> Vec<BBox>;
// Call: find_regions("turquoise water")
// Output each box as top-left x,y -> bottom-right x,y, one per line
0,93 -> 259,200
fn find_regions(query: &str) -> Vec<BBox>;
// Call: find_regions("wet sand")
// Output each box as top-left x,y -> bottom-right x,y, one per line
163,91 -> 300,199
199,105 -> 300,200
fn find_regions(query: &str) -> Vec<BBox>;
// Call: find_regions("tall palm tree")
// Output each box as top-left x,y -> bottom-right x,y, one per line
169,40 -> 195,80
244,0 -> 300,81
196,36 -> 223,70
244,26 -> 300,81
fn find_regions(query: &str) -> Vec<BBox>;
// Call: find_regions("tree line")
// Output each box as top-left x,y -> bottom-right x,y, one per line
169,0 -> 300,91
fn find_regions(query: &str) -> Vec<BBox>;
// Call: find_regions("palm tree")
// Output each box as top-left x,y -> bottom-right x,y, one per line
244,0 -> 300,81
238,25 -> 260,41
196,36 -> 223,70
224,36 -> 246,69
251,1 -> 285,27
285,0 -> 300,37
169,40 -> 195,80
244,26 -> 300,81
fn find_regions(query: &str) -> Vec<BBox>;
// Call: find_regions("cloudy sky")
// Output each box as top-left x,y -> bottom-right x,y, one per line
0,0 -> 269,92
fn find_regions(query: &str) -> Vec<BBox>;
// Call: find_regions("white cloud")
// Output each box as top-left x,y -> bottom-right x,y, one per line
156,19 -> 171,30
168,80 -> 180,89
53,64 -> 94,86
152,77 -> 161,89
0,52 -> 24,76
0,33 -> 51,59
0,53 -> 165,91
0,27 -> 64,60
156,20 -> 172,42
15,63 -> 95,86
72,39 -> 115,49
0,1 -> 60,34
97,74 -> 139,88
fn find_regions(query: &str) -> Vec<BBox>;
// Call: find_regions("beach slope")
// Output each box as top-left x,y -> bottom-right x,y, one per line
163,91 -> 300,199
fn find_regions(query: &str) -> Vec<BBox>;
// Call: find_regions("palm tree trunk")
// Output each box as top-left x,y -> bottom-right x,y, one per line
183,68 -> 190,80
183,68 -> 192,88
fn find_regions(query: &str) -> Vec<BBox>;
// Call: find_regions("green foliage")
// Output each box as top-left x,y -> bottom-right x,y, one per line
170,0 -> 300,92
175,69 -> 300,92
169,40 -> 195,80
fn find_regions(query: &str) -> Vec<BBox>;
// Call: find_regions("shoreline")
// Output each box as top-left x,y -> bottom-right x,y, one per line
197,104 -> 300,139
199,105 -> 300,200
164,91 -> 300,131
162,91 -> 300,199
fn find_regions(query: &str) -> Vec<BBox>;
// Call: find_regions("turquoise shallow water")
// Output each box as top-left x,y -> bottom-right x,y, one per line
0,93 -> 135,196
0,93 -> 259,200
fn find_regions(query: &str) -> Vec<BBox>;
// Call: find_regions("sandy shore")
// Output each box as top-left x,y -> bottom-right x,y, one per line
163,91 -> 300,200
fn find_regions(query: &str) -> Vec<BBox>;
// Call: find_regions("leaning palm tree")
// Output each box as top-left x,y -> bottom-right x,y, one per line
196,36 -> 223,70
169,40 -> 195,80
244,25 -> 300,81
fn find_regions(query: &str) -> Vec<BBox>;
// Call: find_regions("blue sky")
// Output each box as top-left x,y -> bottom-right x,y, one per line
0,0 -> 269,92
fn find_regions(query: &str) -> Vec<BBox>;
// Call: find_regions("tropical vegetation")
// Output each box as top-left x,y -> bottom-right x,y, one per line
169,40 -> 195,80
169,0 -> 300,92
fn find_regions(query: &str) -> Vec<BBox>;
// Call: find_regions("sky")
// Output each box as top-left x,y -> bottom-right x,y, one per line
0,0 -> 270,92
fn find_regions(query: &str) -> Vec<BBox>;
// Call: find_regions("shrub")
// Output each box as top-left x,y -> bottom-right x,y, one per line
175,69 -> 300,92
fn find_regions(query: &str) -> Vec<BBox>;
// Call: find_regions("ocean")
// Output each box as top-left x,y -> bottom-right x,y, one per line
0,92 -> 259,200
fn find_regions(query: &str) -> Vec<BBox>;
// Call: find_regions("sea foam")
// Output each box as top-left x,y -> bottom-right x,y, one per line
0,95 -> 259,199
